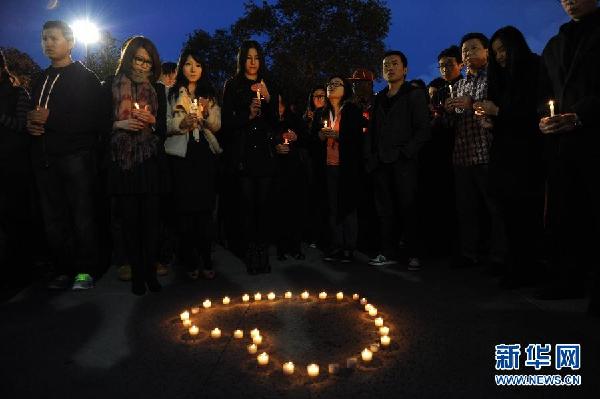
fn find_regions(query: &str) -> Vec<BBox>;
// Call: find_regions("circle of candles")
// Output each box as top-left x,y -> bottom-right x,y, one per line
352,294 -> 359,301
346,357 -> 357,369
361,348 -> 373,362
222,296 -> 231,305
183,319 -> 192,328
370,343 -> 380,353
284,291 -> 292,299
360,298 -> 367,305
369,307 -> 378,317
379,326 -> 390,336
328,363 -> 340,374
189,325 -> 199,336
242,294 -> 250,302
250,328 -> 260,338
336,292 -> 344,300
252,335 -> 263,345
254,293 -> 262,301
319,291 -> 327,299
203,299 -> 211,309
267,292 -> 275,300
180,311 -> 190,321
301,291 -> 309,299
374,317 -> 384,327
307,363 -> 319,377
210,328 -> 221,338
247,344 -> 257,354
381,335 -> 391,347
365,304 -> 373,312
234,330 -> 244,339
282,362 -> 295,375
191,307 -> 200,314
257,352 -> 269,366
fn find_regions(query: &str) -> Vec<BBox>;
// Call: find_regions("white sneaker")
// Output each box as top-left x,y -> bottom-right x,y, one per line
407,257 -> 421,271
368,254 -> 397,266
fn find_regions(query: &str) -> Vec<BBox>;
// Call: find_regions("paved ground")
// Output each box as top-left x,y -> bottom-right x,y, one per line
1,246 -> 598,399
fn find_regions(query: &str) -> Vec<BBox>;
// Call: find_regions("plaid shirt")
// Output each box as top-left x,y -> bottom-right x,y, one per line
452,69 -> 492,166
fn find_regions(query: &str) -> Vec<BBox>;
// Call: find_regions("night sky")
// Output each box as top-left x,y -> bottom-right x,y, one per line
1,0 -> 569,87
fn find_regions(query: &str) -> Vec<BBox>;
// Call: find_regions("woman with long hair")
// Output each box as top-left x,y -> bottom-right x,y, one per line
106,36 -> 164,295
166,46 -> 222,280
221,40 -> 278,274
473,26 -> 544,287
311,75 -> 363,262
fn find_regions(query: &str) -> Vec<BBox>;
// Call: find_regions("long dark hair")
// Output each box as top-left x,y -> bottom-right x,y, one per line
235,40 -> 268,80
168,46 -> 215,103
306,85 -> 326,112
115,36 -> 161,82
487,26 -> 536,103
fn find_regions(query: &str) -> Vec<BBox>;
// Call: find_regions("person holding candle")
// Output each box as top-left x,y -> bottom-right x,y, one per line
221,40 -> 278,274
472,26 -> 544,287
537,0 -> 600,309
104,36 -> 164,295
166,46 -> 221,281
27,20 -> 103,290
309,76 -> 363,263
274,92 -> 307,261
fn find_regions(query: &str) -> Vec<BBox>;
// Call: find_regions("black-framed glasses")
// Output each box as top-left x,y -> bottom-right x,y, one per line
133,56 -> 153,68
327,81 -> 343,88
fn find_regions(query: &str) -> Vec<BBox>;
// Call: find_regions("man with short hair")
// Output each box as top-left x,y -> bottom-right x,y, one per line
366,51 -> 431,270
444,33 -> 506,269
27,20 -> 102,290
538,0 -> 600,310
159,61 -> 177,88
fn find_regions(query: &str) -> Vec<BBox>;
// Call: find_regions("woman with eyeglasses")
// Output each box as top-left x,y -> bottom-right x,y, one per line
166,46 -> 222,281
311,75 -> 363,263
221,40 -> 278,274
105,36 -> 165,295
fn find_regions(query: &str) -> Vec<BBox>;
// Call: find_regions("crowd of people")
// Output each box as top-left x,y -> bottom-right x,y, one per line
0,0 -> 598,316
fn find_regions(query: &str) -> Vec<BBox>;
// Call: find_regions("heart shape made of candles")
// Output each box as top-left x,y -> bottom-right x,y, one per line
175,291 -> 396,380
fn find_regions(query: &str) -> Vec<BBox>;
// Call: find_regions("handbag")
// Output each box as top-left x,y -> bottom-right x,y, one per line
164,133 -> 188,157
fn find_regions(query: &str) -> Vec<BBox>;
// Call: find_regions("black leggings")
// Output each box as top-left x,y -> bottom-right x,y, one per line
177,211 -> 213,271
240,176 -> 272,248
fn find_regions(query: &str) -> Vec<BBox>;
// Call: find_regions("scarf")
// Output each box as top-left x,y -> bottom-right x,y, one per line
111,72 -> 159,170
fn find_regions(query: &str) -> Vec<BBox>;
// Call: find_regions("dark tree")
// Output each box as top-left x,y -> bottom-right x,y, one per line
84,31 -> 121,81
0,46 -> 42,91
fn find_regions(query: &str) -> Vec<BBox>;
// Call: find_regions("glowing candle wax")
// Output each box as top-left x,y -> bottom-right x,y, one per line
210,328 -> 221,338
257,352 -> 269,366
284,291 -> 292,299
191,307 -> 200,314
180,311 -> 190,321
234,330 -> 244,339
250,328 -> 260,338
379,326 -> 390,336
183,319 -> 192,328
252,335 -> 263,345
328,363 -> 340,374
283,362 -> 295,375
222,296 -> 231,305
301,291 -> 309,299
336,292 -> 344,300
370,343 -> 380,353
361,348 -> 373,362
189,325 -> 199,336
360,298 -> 367,305
549,100 -> 555,117
365,304 -> 373,312
242,294 -> 250,302
369,307 -> 378,317
254,293 -> 262,301
248,344 -> 257,354
352,293 -> 359,300
134,102 -> 140,110
381,335 -> 391,347
203,299 -> 211,309
374,317 -> 384,327
267,292 -> 275,300
319,292 -> 327,299
307,364 -> 319,377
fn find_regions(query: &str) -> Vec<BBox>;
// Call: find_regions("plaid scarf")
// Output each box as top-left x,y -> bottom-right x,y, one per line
110,73 -> 159,170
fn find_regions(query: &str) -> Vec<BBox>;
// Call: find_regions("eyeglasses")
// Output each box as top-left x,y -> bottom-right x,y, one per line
327,82 -> 344,88
313,95 -> 326,99
133,56 -> 153,68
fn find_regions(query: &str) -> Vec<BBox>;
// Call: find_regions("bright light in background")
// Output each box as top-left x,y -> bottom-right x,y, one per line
71,19 -> 100,45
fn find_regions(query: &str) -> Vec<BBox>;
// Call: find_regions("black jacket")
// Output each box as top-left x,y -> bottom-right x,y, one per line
367,83 -> 431,169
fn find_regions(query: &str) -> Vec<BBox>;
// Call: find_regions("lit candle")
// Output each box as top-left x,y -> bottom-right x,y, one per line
191,307 -> 200,314
301,291 -> 309,299
250,328 -> 260,338
234,329 -> 244,339
180,311 -> 190,321
346,357 -> 357,369
307,363 -> 319,377
370,343 -> 380,353
283,138 -> 290,145
323,120 -> 328,128
242,294 -> 250,302
257,352 -> 269,366
256,89 -> 261,100
252,335 -> 263,345
549,100 -> 555,117
352,294 -> 359,300
365,304 -> 373,312
203,299 -> 211,309
328,363 -> 340,375
283,362 -> 295,375
448,84 -> 454,99
222,296 -> 231,305
379,326 -> 390,336
374,317 -> 384,327
267,292 -> 275,300
319,291 -> 327,299
254,292 -> 262,301
134,102 -> 140,110
361,348 -> 373,362
210,328 -> 221,339
247,344 -> 257,354
189,325 -> 199,337
336,292 -> 344,300
381,335 -> 391,347
183,319 -> 192,328
284,291 -> 292,299
360,298 -> 367,305
369,307 -> 378,317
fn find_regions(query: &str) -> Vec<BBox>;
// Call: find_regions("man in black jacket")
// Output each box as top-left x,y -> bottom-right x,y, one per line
538,0 -> 600,312
27,20 -> 102,290
366,50 -> 431,269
